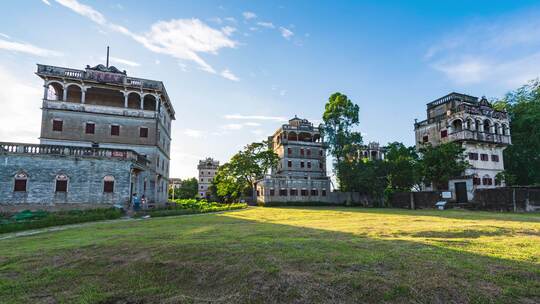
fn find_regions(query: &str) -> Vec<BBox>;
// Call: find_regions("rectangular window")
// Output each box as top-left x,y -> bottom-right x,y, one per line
85,123 -> 95,134
301,189 -> 308,196
111,125 -> 120,136
300,149 -> 304,156
491,155 -> 499,162
279,189 -> 287,196
441,130 -> 448,138
103,181 -> 114,193
307,162 -> 312,169
288,160 -> 292,168
55,180 -> 67,192
52,120 -> 63,131
468,153 -> 479,160
480,154 -> 489,161
290,189 -> 298,196
473,177 -> 481,185
140,127 -> 148,138
319,163 -> 323,169
311,189 -> 318,196
287,148 -> 292,155
256,190 -> 260,197
319,150 -> 323,156
307,149 -> 311,156
14,180 -> 27,192
269,189 -> 275,196
322,189 -> 327,196
300,161 -> 305,168
422,135 -> 429,143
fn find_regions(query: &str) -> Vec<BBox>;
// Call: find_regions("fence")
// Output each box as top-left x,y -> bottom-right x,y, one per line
389,192 -> 441,209
472,187 -> 540,212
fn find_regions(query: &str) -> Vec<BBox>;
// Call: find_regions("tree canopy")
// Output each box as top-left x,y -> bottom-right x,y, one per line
213,141 -> 279,203
168,177 -> 198,199
418,142 -> 469,190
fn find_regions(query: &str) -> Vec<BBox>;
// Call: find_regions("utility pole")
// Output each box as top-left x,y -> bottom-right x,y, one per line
106,46 -> 110,68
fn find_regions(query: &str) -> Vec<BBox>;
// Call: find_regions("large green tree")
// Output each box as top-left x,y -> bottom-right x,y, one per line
322,92 -> 363,190
496,80 -> 540,186
385,142 -> 421,192
418,142 -> 469,190
168,177 -> 198,199
213,141 -> 279,203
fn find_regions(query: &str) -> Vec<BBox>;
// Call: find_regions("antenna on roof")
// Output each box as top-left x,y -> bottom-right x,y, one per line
106,46 -> 110,68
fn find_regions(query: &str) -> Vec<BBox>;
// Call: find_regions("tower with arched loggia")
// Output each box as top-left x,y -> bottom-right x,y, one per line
4,62 -> 176,206
254,117 -> 332,204
414,92 -> 511,203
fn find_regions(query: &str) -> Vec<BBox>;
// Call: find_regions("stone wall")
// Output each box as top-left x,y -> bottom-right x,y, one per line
472,187 -> 540,212
0,153 -> 133,206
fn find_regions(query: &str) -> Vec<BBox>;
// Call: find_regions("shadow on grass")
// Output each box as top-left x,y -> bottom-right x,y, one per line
0,212 -> 538,303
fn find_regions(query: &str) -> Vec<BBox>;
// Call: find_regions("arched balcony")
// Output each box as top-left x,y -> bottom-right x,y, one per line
85,87 -> 124,108
127,92 -> 141,109
483,119 -> 492,134
65,84 -> 82,103
288,132 -> 298,141
46,82 -> 63,101
143,94 -> 157,111
298,132 -> 312,142
450,119 -> 463,133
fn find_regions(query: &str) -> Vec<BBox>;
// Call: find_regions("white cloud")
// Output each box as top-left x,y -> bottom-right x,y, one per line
222,123 -> 244,130
55,0 -> 238,80
244,122 -> 261,127
0,33 -> 10,39
426,11 -> 540,86
220,69 -> 240,81
183,129 -> 205,138
41,0 -> 51,5
279,27 -> 294,39
178,62 -> 187,71
221,26 -> 236,36
224,114 -> 287,121
100,56 -> 140,67
242,11 -> 257,20
257,22 -> 275,29
224,17 -> 237,23
0,38 -> 62,57
0,65 -> 42,143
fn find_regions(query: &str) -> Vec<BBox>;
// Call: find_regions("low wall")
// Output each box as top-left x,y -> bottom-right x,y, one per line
389,192 -> 441,209
0,203 -> 116,215
472,187 -> 540,212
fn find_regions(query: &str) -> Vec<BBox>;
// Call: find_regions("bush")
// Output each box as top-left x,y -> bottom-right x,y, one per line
135,199 -> 247,218
0,208 -> 123,234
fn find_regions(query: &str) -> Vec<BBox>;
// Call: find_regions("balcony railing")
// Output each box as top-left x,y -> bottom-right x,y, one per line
446,130 -> 511,145
43,100 -> 157,119
0,142 -> 148,166
37,64 -> 163,91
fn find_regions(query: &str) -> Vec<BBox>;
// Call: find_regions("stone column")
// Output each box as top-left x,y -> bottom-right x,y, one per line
123,92 -> 129,108
140,95 -> 145,110
81,87 -> 87,104
62,85 -> 67,102
43,84 -> 48,100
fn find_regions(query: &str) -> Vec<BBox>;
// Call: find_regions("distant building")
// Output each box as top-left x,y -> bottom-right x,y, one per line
255,117 -> 331,204
197,158 -> 219,198
414,92 -> 511,202
358,142 -> 386,161
0,62 -> 175,207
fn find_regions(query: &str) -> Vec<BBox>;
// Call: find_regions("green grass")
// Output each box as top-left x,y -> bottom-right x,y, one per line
0,207 -> 539,303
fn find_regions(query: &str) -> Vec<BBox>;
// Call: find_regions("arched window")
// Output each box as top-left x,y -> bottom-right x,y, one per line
46,82 -> 63,101
494,123 -> 500,135
65,84 -> 82,103
502,124 -> 509,136
483,119 -> 492,133
451,119 -> 463,132
288,132 -> 298,141
55,174 -> 68,192
14,172 -> 28,192
475,119 -> 482,131
103,175 -> 115,193
143,94 -> 157,111
127,92 -> 141,109
466,118 -> 473,130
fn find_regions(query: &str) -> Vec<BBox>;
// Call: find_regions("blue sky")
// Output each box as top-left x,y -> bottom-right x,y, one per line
1,0 -> 540,178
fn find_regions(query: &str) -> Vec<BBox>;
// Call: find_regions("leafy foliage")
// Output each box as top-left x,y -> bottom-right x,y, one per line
138,199 -> 247,218
168,177 -> 198,199
385,142 -> 421,192
497,79 -> 540,186
213,140 -> 279,203
418,142 -> 469,190
322,92 -> 363,190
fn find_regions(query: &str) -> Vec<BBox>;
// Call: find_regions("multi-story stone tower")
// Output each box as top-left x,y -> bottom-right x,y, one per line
36,63 -> 175,204
359,142 -> 386,161
414,92 -> 511,202
197,158 -> 219,198
255,116 -> 331,204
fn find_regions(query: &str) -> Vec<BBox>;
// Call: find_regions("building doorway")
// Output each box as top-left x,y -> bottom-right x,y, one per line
455,182 -> 468,203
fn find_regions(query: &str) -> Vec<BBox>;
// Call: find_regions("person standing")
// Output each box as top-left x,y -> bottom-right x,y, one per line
132,193 -> 141,211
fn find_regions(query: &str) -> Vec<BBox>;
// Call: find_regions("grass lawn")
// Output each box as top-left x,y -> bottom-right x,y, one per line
0,207 -> 539,303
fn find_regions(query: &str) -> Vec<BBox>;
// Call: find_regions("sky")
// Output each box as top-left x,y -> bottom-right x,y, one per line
1,0 -> 540,178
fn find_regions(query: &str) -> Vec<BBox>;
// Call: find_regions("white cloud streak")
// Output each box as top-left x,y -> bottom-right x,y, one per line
100,56 -> 140,67
0,38 -> 62,57
279,26 -> 294,39
54,0 -> 238,80
220,69 -> 240,81
242,11 -> 257,20
257,22 -> 275,29
183,129 -> 205,138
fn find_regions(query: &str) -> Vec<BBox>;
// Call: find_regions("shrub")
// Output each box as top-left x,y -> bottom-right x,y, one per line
135,199 -> 247,218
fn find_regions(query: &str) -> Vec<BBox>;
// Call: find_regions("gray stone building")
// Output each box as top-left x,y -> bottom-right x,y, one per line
414,92 -> 511,202
358,142 -> 386,161
255,117 -> 331,204
197,158 -> 219,198
0,63 -> 175,207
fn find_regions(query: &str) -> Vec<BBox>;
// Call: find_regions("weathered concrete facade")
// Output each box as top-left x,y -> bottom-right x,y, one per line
0,63 -> 175,207
255,117 -> 332,204
197,158 -> 219,198
0,143 -> 148,206
414,92 -> 511,202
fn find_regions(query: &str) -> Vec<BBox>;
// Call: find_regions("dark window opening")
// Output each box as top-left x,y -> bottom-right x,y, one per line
307,162 -> 311,169
55,180 -> 67,192
468,153 -> 479,160
111,125 -> 120,136
301,189 -> 308,196
287,148 -> 292,155
85,123 -> 95,134
322,189 -> 327,196
288,160 -> 292,168
290,189 -> 298,196
441,130 -> 448,138
480,154 -> 489,161
103,181 -> 114,193
279,189 -> 287,196
491,155 -> 499,162
422,135 -> 429,143
269,189 -> 275,196
311,189 -> 318,196
52,120 -> 63,131
300,161 -> 305,168
140,127 -> 148,138
14,179 -> 27,192
307,149 -> 311,156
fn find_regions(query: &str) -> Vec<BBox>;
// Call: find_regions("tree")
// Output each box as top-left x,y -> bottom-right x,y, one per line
496,79 -> 540,186
168,177 -> 198,199
322,92 -> 362,190
418,142 -> 469,190
385,142 -> 421,192
336,158 -> 388,206
213,140 -> 279,203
